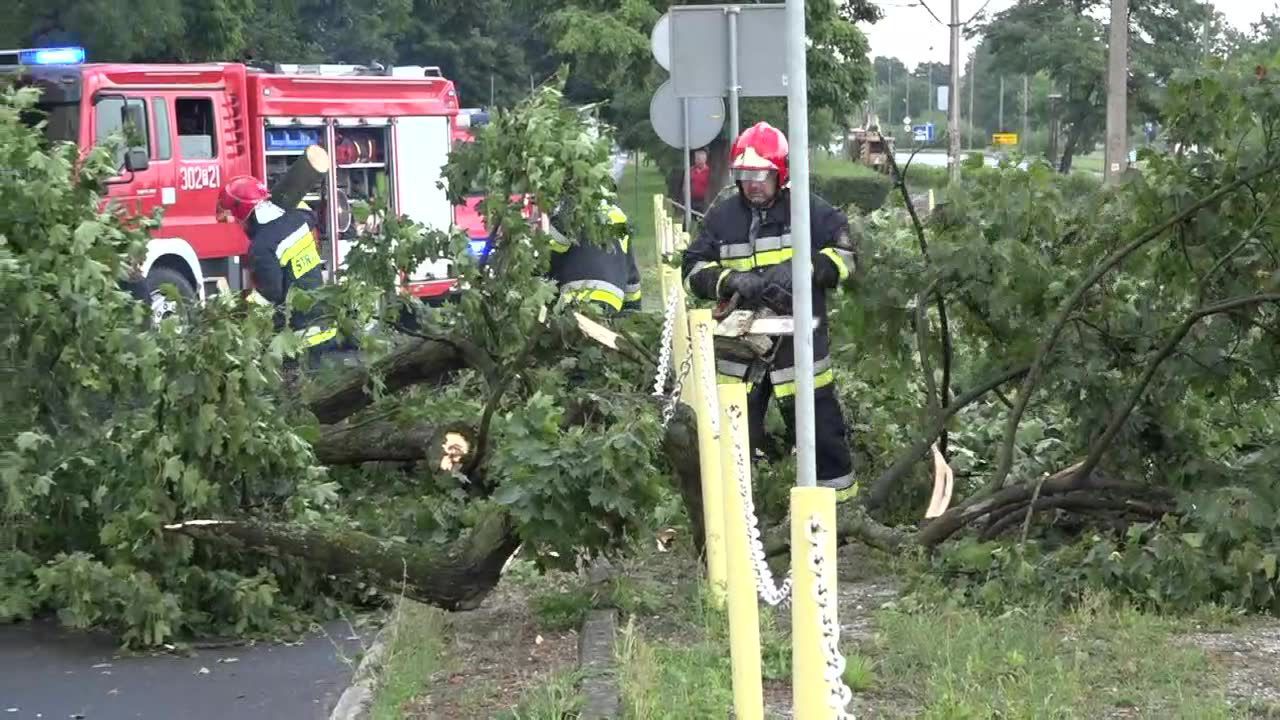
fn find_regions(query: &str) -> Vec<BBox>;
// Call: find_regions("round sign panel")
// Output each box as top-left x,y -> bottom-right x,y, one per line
649,79 -> 726,150
651,13 -> 671,71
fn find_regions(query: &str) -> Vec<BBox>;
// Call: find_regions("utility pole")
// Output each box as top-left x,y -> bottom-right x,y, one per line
1022,75 -> 1029,152
968,53 -> 976,150
905,71 -> 911,122
998,75 -> 1005,131
929,62 -> 935,112
887,63 -> 894,126
948,0 -> 961,181
1202,7 -> 1212,58
1105,0 -> 1129,183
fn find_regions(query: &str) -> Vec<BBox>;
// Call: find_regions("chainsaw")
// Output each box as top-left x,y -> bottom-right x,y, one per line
711,286 -> 820,385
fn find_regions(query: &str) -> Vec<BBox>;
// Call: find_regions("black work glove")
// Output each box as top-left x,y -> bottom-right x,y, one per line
720,270 -> 765,306
813,254 -> 841,289
761,262 -> 793,294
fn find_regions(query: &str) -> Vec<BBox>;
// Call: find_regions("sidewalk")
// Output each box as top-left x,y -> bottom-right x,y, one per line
0,616 -> 372,720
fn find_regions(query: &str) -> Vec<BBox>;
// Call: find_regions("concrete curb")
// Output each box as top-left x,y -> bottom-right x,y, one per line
328,603 -> 402,720
578,608 -> 621,720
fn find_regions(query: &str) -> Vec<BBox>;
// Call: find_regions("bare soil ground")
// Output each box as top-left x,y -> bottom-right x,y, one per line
1183,622 -> 1280,718
400,580 -> 579,719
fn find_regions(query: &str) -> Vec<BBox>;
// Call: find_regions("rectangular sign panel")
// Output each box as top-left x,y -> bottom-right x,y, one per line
992,132 -> 1019,145
669,4 -> 788,99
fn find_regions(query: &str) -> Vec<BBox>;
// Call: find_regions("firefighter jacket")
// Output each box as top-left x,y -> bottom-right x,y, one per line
681,189 -> 858,397
245,200 -> 336,349
546,204 -> 642,313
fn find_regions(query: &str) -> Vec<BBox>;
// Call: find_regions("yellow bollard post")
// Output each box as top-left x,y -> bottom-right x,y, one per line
791,486 -> 841,719
688,310 -> 727,603
718,382 -> 765,720
670,271 -> 690,367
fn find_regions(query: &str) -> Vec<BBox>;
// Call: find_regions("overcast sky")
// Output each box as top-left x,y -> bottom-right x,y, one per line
861,0 -> 1280,70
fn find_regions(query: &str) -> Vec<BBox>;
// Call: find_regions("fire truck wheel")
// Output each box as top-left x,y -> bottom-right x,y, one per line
146,266 -> 196,323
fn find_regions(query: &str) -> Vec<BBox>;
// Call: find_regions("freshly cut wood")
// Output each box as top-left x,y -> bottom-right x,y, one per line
271,144 -> 330,210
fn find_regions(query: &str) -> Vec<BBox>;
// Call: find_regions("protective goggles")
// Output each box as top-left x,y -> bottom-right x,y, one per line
732,168 -> 777,182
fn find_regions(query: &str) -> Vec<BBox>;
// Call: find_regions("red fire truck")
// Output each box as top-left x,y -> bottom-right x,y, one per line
5,47 -> 467,311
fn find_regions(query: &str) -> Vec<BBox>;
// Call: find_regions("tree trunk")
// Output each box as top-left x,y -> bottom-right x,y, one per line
316,419 -> 472,466
305,338 -> 465,424
164,506 -> 521,611
661,405 -> 706,555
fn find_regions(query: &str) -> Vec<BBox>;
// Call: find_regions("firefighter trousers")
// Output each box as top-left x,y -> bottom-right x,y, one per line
745,375 -> 855,491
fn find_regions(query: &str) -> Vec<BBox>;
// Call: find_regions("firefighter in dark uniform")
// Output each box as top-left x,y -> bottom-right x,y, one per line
216,175 -> 337,360
681,121 -> 859,495
545,199 -> 642,314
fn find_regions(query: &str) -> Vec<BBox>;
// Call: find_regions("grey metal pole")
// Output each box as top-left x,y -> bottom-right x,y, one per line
998,75 -> 1005,131
784,0 -> 816,489
948,0 -> 961,182
682,98 -> 693,231
1022,75 -> 1029,152
1105,0 -> 1128,183
967,53 -> 975,150
887,63 -> 894,125
727,6 -> 742,140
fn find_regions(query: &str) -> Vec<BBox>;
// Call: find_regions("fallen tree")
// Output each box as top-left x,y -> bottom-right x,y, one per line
10,59 -> 1280,647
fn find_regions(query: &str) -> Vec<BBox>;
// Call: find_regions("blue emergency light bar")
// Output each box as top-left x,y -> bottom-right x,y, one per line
19,47 -> 86,65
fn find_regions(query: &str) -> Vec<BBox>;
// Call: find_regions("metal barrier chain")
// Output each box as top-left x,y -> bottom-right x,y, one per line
652,285 -> 679,399
806,515 -> 856,719
725,404 -> 793,607
660,354 -> 692,429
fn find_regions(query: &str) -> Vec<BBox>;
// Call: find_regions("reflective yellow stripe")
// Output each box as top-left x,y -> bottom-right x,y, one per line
565,288 -> 624,311
716,374 -> 755,392
721,247 -> 795,271
279,230 -> 321,277
625,289 -> 642,302
820,247 -> 851,282
302,327 -> 337,348
619,234 -> 630,253
772,368 -> 835,398
715,268 -> 734,295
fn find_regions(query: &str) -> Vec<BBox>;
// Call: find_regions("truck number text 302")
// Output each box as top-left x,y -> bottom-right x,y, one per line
180,164 -> 222,191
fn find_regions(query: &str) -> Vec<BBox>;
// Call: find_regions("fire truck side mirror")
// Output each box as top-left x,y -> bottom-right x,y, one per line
124,147 -> 149,173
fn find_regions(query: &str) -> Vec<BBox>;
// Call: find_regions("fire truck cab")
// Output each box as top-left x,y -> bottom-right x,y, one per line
5,47 -> 464,311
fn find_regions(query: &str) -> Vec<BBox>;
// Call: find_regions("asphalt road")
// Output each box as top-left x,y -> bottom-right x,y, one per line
0,617 -> 372,720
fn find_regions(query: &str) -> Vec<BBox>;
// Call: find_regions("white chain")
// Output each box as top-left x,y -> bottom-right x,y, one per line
725,404 -> 793,607
806,515 -> 855,719
652,285 -> 679,398
660,355 -> 692,429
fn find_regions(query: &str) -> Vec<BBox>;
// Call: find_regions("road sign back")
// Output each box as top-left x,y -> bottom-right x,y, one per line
649,79 -> 726,150
669,4 -> 787,99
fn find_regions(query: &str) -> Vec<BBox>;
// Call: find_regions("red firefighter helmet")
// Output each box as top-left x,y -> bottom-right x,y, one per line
730,121 -> 790,186
218,176 -> 270,224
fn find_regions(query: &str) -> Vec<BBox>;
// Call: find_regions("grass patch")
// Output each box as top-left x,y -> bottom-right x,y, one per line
615,155 -> 667,310
531,572 -> 666,632
368,600 -> 447,720
497,669 -> 585,719
812,154 -> 887,179
871,592 -> 1231,718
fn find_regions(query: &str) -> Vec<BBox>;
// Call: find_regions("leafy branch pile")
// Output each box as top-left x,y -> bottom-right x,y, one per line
1,79 -> 675,646
783,55 -> 1280,613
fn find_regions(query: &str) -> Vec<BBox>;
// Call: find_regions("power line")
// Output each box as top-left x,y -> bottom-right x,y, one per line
880,0 -> 995,28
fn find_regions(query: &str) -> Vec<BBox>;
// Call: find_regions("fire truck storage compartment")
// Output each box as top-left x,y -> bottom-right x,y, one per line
263,120 -> 394,277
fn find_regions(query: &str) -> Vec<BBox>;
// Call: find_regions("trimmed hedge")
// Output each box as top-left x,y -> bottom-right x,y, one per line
811,172 -> 892,214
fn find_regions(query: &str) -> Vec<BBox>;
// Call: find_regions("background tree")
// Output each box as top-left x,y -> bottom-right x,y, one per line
981,0 -> 1214,172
